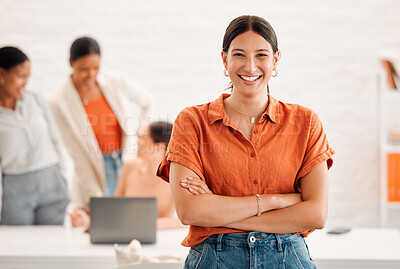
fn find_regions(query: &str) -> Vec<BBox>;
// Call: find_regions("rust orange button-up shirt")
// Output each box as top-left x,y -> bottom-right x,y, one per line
157,93 -> 334,247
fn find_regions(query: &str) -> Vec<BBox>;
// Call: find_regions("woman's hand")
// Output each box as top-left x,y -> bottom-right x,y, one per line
70,208 -> 90,231
180,177 -> 213,195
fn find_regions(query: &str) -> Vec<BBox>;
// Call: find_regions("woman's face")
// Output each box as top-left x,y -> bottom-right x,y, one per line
222,30 -> 279,97
70,54 -> 100,87
0,60 -> 31,100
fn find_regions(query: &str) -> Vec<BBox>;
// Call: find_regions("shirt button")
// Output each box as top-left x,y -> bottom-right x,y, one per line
253,129 -> 259,134
249,236 -> 256,243
253,179 -> 258,184
250,152 -> 256,157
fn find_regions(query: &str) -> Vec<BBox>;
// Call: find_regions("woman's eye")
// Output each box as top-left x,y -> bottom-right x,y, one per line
233,53 -> 244,57
257,54 -> 268,57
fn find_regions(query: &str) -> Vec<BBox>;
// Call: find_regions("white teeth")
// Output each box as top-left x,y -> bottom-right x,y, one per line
240,75 -> 260,81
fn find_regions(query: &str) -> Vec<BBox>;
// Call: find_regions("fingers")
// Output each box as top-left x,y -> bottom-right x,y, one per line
70,213 -> 83,226
70,208 -> 88,227
184,177 -> 210,193
180,177 -> 212,195
188,187 -> 201,195
181,180 -> 206,194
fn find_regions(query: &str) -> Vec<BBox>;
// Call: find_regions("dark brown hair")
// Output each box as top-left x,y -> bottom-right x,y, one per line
223,15 -> 278,53
70,36 -> 101,62
149,121 -> 173,148
0,46 -> 29,70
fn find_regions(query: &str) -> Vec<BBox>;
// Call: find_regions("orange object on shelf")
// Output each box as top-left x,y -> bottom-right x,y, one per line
387,153 -> 400,202
381,59 -> 398,90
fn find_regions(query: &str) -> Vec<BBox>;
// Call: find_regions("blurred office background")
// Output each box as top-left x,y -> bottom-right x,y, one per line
1,0 -> 400,228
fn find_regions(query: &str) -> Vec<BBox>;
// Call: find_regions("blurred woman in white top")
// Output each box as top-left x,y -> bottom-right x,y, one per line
0,46 -> 70,225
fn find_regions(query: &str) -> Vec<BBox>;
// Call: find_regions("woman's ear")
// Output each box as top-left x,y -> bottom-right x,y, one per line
221,51 -> 228,70
69,58 -> 73,68
273,51 -> 280,69
0,67 -> 6,78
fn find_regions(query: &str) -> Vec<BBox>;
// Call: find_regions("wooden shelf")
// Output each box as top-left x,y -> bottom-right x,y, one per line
387,202 -> 400,208
378,71 -> 400,227
383,144 -> 400,154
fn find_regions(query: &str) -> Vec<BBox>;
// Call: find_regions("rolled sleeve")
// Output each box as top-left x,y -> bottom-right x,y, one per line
295,112 -> 335,190
157,108 -> 205,183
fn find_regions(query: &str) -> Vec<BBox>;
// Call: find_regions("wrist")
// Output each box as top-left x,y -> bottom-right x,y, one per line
260,194 -> 279,212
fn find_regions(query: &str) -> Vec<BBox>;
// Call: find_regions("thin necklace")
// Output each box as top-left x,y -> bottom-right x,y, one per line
77,89 -> 90,105
78,88 -> 99,106
82,97 -> 89,105
72,76 -> 89,105
227,98 -> 265,124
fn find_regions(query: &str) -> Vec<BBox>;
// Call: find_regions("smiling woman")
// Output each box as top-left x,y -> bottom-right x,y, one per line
50,37 -> 152,211
0,60 -> 30,105
0,46 -> 70,225
157,15 -> 335,268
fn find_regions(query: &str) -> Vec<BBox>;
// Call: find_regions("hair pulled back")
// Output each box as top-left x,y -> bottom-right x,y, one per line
0,46 -> 29,70
70,36 -> 101,62
222,15 -> 278,53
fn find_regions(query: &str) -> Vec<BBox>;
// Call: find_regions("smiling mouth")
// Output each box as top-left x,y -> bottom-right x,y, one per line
239,75 -> 262,82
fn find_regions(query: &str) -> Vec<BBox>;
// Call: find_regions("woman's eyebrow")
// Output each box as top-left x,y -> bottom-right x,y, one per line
256,49 -> 271,52
231,48 -> 271,52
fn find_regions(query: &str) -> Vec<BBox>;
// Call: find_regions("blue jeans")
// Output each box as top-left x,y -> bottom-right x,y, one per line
103,151 -> 122,197
184,232 -> 316,269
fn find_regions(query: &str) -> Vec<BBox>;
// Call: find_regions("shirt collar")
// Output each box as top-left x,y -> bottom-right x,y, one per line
265,94 -> 281,124
0,93 -> 25,114
207,93 -> 228,125
207,93 -> 282,125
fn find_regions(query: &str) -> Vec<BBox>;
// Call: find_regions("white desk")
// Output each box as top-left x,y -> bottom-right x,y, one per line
307,228 -> 400,268
0,226 -> 400,269
0,226 -> 189,269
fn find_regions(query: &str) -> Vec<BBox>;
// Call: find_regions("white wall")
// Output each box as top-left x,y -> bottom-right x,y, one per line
1,0 -> 400,228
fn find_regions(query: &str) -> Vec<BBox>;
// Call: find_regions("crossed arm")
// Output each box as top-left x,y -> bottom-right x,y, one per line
169,161 -> 328,234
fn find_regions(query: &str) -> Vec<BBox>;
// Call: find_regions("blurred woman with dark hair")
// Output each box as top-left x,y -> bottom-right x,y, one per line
0,46 -> 70,225
50,37 -> 152,211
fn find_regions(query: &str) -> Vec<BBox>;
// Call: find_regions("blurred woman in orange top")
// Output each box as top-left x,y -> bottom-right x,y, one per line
51,37 -> 151,210
157,15 -> 334,268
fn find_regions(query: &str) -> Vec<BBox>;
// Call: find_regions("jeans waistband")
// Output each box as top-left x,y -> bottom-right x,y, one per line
205,232 -> 302,248
103,151 -> 121,159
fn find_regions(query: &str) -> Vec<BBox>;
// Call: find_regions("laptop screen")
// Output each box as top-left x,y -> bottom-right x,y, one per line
90,197 -> 157,244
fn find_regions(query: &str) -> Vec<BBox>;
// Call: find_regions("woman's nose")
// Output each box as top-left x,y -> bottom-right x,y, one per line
89,69 -> 97,79
21,78 -> 28,87
244,57 -> 257,73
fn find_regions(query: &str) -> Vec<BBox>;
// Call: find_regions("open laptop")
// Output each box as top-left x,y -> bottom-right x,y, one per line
90,197 -> 157,244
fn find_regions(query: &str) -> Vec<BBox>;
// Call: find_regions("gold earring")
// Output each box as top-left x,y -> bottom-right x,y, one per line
223,69 -> 229,77
272,69 -> 278,77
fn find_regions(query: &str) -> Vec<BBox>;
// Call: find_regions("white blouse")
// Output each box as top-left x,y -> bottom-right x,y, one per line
0,91 -> 72,220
